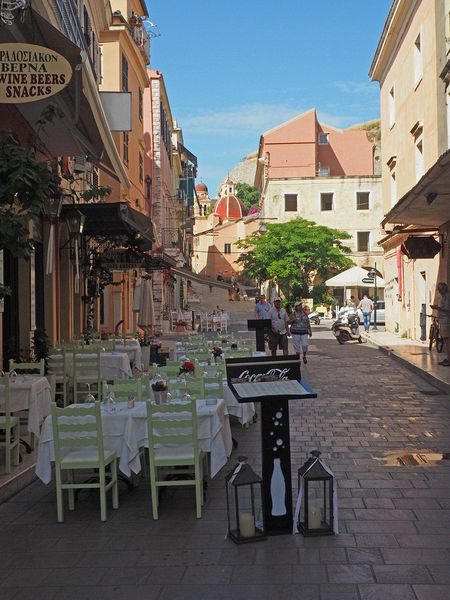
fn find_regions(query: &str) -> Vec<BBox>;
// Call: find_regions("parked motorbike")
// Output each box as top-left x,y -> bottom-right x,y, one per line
331,312 -> 362,344
308,311 -> 321,325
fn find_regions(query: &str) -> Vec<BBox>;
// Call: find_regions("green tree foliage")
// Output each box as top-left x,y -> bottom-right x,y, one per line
236,218 -> 353,298
235,182 -> 260,211
0,131 -> 58,258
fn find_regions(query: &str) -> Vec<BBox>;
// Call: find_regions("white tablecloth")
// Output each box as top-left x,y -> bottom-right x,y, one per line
6,375 -> 52,437
35,398 -> 232,484
50,352 -> 132,380
115,340 -> 142,370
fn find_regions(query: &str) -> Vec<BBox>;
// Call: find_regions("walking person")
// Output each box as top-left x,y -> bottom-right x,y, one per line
430,282 -> 450,366
358,294 -> 374,333
288,301 -> 312,364
268,298 -> 289,356
255,294 -> 272,320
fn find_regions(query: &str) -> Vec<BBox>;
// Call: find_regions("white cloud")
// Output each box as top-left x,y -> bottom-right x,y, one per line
334,80 -> 379,95
317,111 -> 359,128
180,102 -> 304,135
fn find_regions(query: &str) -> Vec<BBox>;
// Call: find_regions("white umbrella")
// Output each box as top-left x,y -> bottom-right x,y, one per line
325,266 -> 385,289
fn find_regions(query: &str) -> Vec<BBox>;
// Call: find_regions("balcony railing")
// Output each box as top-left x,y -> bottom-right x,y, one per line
130,21 -> 150,65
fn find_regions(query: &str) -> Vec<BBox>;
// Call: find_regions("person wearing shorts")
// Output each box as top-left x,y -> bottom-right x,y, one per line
268,298 -> 289,356
288,301 -> 312,363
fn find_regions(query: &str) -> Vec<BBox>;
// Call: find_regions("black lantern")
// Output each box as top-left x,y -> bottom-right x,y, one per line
42,187 -> 63,222
65,207 -> 86,237
297,450 -> 335,537
225,456 -> 266,544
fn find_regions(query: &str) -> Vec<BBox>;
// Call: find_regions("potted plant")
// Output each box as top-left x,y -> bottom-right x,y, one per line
179,359 -> 195,375
136,330 -> 152,371
211,346 -> 223,363
151,377 -> 168,404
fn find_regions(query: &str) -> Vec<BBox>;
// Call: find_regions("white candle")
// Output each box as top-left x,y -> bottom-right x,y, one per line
308,505 -> 322,529
238,512 -> 255,538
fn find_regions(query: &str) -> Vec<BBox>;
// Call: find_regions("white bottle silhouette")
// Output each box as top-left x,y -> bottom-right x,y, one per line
270,458 -> 286,516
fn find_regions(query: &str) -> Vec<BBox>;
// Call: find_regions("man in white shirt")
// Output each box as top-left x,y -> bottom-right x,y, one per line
268,298 -> 289,356
358,294 -> 374,333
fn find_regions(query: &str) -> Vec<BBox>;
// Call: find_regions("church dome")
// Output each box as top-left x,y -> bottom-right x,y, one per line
195,182 -> 208,192
214,194 -> 247,220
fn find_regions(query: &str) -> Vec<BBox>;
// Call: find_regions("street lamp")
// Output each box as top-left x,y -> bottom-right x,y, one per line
258,223 -> 268,235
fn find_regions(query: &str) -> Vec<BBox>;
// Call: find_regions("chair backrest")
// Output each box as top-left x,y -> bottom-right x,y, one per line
51,401 -> 106,468
102,378 -> 142,402
47,349 -> 67,377
203,374 -> 224,398
184,376 -> 204,399
146,397 -> 199,457
157,364 -> 182,378
0,375 -> 13,427
8,359 -> 45,376
72,349 -> 101,402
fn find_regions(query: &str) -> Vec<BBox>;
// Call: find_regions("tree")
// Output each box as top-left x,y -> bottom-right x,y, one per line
235,183 -> 260,211
0,131 -> 57,257
236,218 -> 354,298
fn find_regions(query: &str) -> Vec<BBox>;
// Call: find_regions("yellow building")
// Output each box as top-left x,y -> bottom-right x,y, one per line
370,0 -> 450,340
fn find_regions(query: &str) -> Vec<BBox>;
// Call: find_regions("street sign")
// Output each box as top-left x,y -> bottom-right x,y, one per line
361,277 -> 374,284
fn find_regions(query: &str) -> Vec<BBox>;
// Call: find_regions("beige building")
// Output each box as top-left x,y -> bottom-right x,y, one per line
255,109 -> 383,302
370,0 -> 450,340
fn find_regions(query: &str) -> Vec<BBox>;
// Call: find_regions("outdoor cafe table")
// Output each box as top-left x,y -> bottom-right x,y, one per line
5,374 -> 52,437
114,339 -> 142,370
50,351 -> 132,380
35,398 -> 233,484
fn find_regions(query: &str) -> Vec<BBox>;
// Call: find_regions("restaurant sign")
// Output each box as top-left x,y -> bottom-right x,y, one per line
0,43 -> 72,103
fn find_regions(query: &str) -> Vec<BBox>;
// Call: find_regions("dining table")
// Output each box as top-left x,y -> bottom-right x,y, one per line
35,397 -> 233,484
50,351 -> 132,381
6,374 -> 52,437
114,339 -> 142,370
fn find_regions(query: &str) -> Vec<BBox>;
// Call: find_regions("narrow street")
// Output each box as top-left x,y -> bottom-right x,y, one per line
1,287 -> 450,599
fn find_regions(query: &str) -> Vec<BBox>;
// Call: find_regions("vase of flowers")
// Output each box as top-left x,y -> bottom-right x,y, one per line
179,359 -> 195,376
151,378 -> 168,404
211,346 -> 223,363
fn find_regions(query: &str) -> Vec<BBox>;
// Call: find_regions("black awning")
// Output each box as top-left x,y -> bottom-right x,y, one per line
178,143 -> 198,166
61,202 -> 153,250
142,253 -> 178,270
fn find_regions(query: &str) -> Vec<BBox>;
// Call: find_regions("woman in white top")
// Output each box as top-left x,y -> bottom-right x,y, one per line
288,301 -> 312,364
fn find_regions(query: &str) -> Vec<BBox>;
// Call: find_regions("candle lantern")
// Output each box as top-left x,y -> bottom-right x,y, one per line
225,456 -> 266,544
296,450 -> 335,537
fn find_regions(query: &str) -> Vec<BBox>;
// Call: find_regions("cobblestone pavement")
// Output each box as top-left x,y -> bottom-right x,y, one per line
1,306 -> 450,598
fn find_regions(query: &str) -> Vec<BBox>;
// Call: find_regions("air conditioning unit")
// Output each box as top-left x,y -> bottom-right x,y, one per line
73,155 -> 87,172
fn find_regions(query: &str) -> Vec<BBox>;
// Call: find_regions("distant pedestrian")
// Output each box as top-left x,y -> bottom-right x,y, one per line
288,301 -> 312,364
358,294 -> 374,332
430,282 -> 450,366
255,294 -> 272,319
268,298 -> 289,356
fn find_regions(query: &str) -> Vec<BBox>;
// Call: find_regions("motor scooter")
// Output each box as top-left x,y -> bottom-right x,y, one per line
308,311 -> 321,325
331,311 -> 362,344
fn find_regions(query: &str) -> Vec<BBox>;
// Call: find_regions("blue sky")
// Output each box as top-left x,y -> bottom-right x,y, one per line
145,1 -> 391,195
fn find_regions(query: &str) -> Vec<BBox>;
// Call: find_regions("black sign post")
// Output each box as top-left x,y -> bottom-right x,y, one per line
247,319 -> 271,352
226,355 -> 317,535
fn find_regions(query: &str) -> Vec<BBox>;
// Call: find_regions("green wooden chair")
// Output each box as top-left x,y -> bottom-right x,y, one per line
8,359 -> 45,376
72,348 -> 102,403
51,401 -> 119,522
203,374 -> 224,399
102,379 -> 142,402
184,376 -> 205,399
0,375 -> 20,474
146,397 -> 204,519
47,349 -> 69,407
